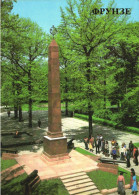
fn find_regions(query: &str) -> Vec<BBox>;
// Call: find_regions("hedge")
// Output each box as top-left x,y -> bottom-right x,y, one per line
74,113 -> 139,134
126,126 -> 139,134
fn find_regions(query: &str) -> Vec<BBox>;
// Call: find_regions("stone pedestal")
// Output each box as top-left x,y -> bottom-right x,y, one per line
43,136 -> 68,159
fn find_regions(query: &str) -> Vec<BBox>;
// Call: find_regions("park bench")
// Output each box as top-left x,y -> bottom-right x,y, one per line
21,170 -> 40,195
67,138 -> 75,149
1,148 -> 18,154
99,157 -> 126,164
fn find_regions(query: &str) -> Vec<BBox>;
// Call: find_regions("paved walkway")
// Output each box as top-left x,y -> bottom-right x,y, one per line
1,110 -> 139,194
1,111 -> 139,173
15,150 -> 98,180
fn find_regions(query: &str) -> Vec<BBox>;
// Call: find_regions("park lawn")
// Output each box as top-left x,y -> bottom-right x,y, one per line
75,147 -> 96,156
21,103 -> 66,111
134,142 -> 139,147
1,173 -> 27,195
1,174 -> 68,195
22,103 -> 48,111
87,167 -> 139,190
32,179 -> 69,195
1,159 -> 18,171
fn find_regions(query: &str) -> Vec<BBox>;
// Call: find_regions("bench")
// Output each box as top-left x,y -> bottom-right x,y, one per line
99,157 -> 126,164
1,148 -> 18,154
21,170 -> 40,195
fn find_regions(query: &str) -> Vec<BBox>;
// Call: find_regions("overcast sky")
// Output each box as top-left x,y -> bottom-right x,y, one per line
12,0 -> 139,33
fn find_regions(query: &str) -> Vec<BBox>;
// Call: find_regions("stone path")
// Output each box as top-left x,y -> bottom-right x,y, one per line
15,150 -> 98,180
1,110 -> 139,152
1,110 -> 139,194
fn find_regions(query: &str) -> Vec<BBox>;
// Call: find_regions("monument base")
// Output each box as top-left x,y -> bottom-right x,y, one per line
43,136 -> 69,161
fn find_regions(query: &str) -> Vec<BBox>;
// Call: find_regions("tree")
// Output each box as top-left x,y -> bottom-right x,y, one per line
59,0 -> 127,137
2,1 -> 49,126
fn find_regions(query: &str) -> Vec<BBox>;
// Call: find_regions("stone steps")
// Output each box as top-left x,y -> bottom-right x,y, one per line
67,181 -> 93,191
5,169 -> 25,181
60,171 -> 102,195
1,164 -> 25,183
64,178 -> 93,187
61,172 -> 86,180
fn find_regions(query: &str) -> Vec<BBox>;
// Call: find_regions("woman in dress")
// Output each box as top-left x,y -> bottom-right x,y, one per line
131,172 -> 138,195
130,169 -> 135,189
117,172 -> 125,195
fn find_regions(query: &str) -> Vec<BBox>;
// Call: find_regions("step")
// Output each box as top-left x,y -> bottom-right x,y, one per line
1,164 -> 23,179
67,181 -> 95,191
76,190 -> 101,195
62,175 -> 89,183
5,169 -> 25,181
69,186 -> 99,195
61,172 -> 86,180
64,178 -> 93,187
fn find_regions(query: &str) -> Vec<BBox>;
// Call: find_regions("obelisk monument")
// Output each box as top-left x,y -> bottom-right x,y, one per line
43,37 -> 68,160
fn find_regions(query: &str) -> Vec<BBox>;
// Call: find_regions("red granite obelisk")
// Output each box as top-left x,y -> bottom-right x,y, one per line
43,39 -> 68,159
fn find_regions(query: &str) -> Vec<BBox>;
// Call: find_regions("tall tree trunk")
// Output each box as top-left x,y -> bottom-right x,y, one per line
19,105 -> 22,122
14,105 -> 18,119
65,101 -> 68,116
28,98 -> 32,127
103,75 -> 106,119
28,68 -> 32,128
65,77 -> 69,116
64,61 -> 69,116
88,106 -> 93,138
86,57 -> 94,137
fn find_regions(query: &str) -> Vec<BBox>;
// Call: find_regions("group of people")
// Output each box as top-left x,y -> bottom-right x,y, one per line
84,135 -> 139,167
117,168 -> 138,195
84,134 -> 109,155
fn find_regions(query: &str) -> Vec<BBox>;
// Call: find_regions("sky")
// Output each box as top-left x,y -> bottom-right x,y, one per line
12,0 -> 139,34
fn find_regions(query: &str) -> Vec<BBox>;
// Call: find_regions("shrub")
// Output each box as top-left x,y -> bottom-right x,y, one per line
74,113 -> 139,134
126,126 -> 139,134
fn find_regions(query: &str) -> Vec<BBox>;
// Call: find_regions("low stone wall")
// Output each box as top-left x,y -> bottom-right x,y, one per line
98,163 -> 118,175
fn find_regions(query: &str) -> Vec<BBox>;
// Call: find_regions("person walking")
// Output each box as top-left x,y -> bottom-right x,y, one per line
120,146 -> 125,160
89,136 -> 94,151
116,142 -> 120,157
130,168 -> 135,189
134,147 -> 138,166
84,137 -> 88,150
117,172 -> 125,195
129,141 -> 134,157
7,110 -> 11,117
38,119 -> 41,128
126,149 -> 130,168
95,138 -> 100,154
105,141 -> 109,157
89,140 -> 93,152
112,147 -> 117,160
131,172 -> 138,195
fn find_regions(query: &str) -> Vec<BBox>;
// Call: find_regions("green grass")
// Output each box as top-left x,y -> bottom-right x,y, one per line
21,103 -> 66,112
87,167 -> 139,190
1,159 -> 17,171
75,147 -> 96,156
22,103 -> 48,111
133,142 -> 139,147
1,173 -> 27,195
1,173 -> 68,195
32,179 -> 69,195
